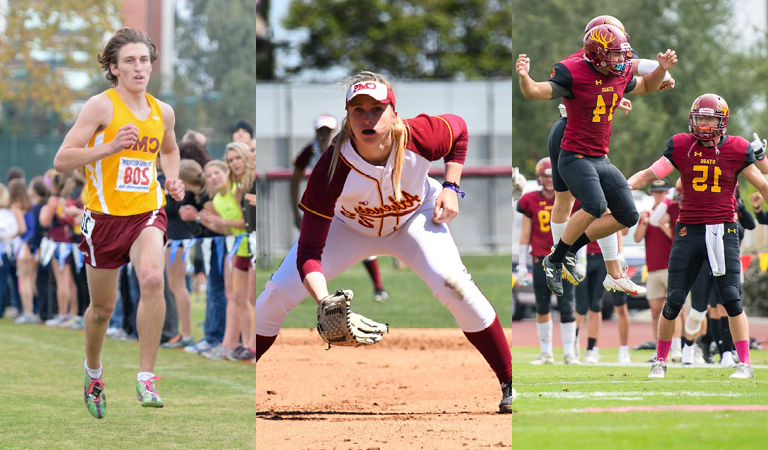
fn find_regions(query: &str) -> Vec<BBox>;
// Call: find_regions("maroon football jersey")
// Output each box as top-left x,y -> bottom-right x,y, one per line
517,193 -> 580,257
643,201 -> 679,271
566,49 -> 583,61
517,191 -> 555,257
549,59 -> 635,156
664,134 -> 754,225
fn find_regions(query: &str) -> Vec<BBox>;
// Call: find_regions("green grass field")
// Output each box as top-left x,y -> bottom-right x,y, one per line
0,255 -> 508,449
0,294 -> 255,450
512,346 -> 768,449
255,254 -> 513,328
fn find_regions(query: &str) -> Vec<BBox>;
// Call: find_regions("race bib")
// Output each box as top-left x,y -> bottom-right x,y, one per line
116,157 -> 154,193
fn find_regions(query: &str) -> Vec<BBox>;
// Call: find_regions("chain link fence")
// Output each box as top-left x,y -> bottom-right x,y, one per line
255,167 -> 513,267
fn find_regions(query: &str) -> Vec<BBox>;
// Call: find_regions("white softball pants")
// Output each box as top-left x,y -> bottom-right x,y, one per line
255,207 -> 497,336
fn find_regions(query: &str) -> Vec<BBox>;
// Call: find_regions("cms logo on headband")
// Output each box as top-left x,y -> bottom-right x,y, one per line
353,82 -> 377,92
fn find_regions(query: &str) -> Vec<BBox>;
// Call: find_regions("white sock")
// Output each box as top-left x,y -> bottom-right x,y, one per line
560,321 -> 576,356
551,221 -> 567,247
619,345 -> 629,354
597,234 -> 619,261
536,320 -> 553,355
575,246 -> 587,262
137,372 -> 155,382
682,344 -> 694,363
84,360 -> 102,379
672,337 -> 681,351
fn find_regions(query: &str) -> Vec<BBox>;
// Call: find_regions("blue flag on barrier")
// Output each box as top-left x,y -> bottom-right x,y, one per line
169,240 -> 182,264
57,243 -> 72,267
72,244 -> 84,272
182,239 -> 194,263
215,237 -> 225,270
227,235 -> 243,259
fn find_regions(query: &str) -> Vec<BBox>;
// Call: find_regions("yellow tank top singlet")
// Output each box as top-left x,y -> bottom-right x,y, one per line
83,88 -> 166,216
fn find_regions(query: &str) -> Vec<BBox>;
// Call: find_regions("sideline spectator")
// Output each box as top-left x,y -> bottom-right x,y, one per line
231,120 -> 253,144
8,179 -> 36,324
0,183 -> 23,318
198,159 -> 247,360
162,159 -> 205,349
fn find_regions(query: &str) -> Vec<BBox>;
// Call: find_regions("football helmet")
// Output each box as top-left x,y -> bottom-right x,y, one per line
689,93 -> 729,141
535,157 -> 553,192
583,24 -> 632,77
584,15 -> 630,43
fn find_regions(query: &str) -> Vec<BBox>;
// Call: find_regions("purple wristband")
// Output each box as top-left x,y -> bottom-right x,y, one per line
442,182 -> 465,198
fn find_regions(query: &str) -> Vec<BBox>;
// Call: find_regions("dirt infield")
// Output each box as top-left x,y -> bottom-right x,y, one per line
256,328 -> 512,450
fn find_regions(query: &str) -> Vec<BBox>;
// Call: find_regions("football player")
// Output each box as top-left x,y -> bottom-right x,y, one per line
517,24 -> 677,297
545,16 -> 676,296
629,94 -> 763,379
517,158 -> 579,364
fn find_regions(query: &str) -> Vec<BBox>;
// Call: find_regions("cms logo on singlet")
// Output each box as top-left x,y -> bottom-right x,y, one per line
124,136 -> 160,153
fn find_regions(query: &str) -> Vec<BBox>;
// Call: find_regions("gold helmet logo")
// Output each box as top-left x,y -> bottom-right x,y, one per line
589,28 -> 616,49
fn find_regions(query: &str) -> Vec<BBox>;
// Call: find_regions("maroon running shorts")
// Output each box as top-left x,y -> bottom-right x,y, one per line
79,208 -> 167,269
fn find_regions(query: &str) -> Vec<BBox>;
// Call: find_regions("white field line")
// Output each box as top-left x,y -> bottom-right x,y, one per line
516,379 -> 766,386
514,361 -> 768,369
513,421 -> 763,429
516,391 -> 743,400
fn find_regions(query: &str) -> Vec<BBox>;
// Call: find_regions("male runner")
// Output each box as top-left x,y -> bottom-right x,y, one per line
54,28 -> 185,418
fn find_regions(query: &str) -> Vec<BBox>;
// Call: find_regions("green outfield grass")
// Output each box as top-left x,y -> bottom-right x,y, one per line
0,294 -> 255,450
512,346 -> 768,450
256,254 -> 513,328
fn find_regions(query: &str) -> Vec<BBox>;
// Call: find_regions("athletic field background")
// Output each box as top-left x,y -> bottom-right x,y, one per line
0,293 -> 255,450
256,254 -> 514,329
512,346 -> 768,449
1,255 -> 509,449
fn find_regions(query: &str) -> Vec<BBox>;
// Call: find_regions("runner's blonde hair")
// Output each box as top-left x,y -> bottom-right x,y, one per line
329,71 -> 408,201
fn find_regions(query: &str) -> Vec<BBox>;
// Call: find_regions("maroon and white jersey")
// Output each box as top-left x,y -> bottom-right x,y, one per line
663,133 -> 754,225
549,59 -> 636,156
297,114 -> 468,278
644,201 -> 679,272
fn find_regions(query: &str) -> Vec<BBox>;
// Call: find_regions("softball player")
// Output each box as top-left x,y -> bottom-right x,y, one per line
255,71 -> 513,413
291,115 -> 389,302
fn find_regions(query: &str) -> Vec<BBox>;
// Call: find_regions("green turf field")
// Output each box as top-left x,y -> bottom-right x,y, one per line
0,294 -> 255,450
512,346 -> 768,449
255,254 -> 513,328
